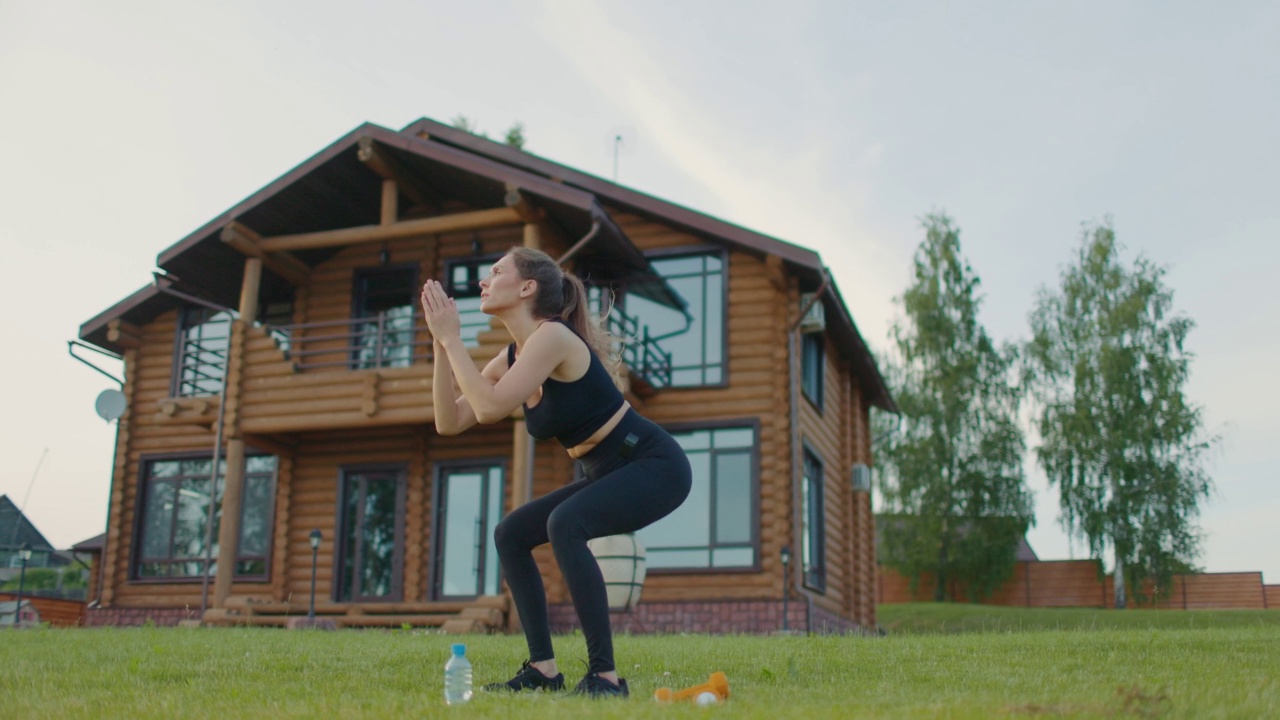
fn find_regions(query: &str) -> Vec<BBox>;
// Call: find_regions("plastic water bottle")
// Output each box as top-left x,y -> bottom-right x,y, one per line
444,643 -> 473,705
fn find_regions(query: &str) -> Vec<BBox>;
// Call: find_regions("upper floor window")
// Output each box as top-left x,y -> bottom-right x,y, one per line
625,251 -> 724,387
637,424 -> 756,570
352,265 -> 418,369
173,306 -> 232,397
446,255 -> 502,347
801,447 -> 826,592
133,454 -> 278,581
801,332 -> 825,412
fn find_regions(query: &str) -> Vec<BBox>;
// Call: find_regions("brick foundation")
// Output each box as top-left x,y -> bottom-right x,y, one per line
548,599 -> 869,635
83,606 -> 201,627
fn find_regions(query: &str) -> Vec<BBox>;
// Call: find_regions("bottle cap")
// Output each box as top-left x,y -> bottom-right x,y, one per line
451,643 -> 466,656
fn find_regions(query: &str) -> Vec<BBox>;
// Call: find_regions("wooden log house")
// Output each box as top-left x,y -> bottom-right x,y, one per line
76,118 -> 896,634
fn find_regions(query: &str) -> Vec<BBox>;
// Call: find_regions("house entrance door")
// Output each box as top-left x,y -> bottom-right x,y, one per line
433,464 -> 503,600
336,465 -> 405,602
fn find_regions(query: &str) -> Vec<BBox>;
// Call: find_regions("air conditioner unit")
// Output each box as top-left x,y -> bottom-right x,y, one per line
799,293 -> 826,333
850,463 -> 872,493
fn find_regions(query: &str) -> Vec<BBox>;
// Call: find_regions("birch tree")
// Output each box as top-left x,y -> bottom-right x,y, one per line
1025,220 -> 1214,608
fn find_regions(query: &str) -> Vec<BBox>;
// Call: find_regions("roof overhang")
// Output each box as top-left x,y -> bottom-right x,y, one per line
400,119 -> 896,411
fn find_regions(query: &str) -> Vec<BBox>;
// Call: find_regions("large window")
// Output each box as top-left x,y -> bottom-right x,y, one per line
352,265 -> 418,369
625,251 -> 725,386
801,332 -> 824,412
446,255 -> 502,347
432,463 -> 504,600
801,448 -> 826,592
637,424 -> 756,570
133,454 -> 278,580
336,465 -> 405,602
173,305 -> 232,397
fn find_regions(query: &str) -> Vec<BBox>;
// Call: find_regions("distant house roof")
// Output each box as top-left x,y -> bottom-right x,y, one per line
72,534 -> 104,552
0,495 -> 56,554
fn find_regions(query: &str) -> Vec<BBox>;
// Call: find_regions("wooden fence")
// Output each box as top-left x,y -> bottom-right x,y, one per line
0,592 -> 86,627
878,562 -> 1275,609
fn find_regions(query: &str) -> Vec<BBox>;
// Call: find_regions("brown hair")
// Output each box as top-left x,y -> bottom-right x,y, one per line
507,246 -> 622,377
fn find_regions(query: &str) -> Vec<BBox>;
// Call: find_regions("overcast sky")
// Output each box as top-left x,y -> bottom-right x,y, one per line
2,1 -> 1276,582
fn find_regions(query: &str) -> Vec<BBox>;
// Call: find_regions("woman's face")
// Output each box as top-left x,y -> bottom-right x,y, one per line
478,254 -> 532,314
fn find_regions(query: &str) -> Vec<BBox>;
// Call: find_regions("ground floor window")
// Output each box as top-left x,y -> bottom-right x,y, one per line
802,447 -> 826,592
638,424 -> 757,570
432,463 -> 504,600
133,454 -> 277,580
336,465 -> 405,602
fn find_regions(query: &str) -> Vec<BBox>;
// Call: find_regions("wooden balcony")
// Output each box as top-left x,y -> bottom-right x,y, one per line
177,308 -> 676,435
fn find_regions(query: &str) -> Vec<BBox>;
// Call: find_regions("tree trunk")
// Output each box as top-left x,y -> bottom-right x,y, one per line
1113,550 -> 1127,609
934,536 -> 948,602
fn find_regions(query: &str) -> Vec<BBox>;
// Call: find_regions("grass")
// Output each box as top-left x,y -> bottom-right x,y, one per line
879,602 -> 1280,635
0,606 -> 1276,719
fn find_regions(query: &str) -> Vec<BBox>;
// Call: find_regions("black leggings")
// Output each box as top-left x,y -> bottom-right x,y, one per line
493,409 -> 692,674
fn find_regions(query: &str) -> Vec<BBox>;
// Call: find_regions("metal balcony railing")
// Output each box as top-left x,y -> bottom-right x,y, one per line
265,310 -> 431,371
607,310 -> 673,391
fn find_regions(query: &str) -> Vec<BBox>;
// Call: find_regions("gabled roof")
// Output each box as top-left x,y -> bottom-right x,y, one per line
403,118 -> 895,411
79,118 -> 895,411
0,495 -> 56,553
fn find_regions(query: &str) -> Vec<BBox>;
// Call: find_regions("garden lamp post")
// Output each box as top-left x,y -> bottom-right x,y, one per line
780,545 -> 792,632
14,543 -> 32,628
308,530 -> 321,620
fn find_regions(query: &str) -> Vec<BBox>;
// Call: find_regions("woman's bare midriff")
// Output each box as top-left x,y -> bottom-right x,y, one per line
565,402 -> 632,459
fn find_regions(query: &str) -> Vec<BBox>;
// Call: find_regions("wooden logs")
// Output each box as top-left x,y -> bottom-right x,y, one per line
258,207 -> 522,252
220,222 -> 310,286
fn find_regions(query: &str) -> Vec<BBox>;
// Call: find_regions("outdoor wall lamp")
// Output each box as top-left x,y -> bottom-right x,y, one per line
308,530 -> 322,620
780,545 -> 792,632
14,543 -> 32,629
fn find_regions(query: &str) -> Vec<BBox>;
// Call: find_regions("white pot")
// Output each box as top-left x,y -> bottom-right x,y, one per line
587,533 -> 647,612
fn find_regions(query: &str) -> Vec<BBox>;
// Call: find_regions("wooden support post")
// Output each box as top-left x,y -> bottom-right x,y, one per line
357,137 -> 436,211
221,222 -> 310,286
213,438 -> 246,607
511,421 -> 533,507
258,207 -> 522,252
381,180 -> 398,226
239,258 -> 262,323
523,222 -> 541,250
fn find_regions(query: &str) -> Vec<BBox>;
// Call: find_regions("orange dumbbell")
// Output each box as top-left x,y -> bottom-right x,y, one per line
653,671 -> 730,704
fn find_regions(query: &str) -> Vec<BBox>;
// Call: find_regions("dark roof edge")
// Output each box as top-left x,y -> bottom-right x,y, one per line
822,274 -> 897,413
156,122 -> 386,267
78,284 -> 165,344
401,118 -> 822,267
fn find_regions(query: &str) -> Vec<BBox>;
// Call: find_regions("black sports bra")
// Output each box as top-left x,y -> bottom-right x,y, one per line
507,320 -> 625,447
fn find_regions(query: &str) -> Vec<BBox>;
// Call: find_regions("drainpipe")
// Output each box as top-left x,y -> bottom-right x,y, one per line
788,268 -> 831,634
152,275 -> 239,620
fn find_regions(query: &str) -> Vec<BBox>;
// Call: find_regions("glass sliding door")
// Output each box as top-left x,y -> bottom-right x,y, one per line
433,463 -> 504,600
336,466 -> 405,602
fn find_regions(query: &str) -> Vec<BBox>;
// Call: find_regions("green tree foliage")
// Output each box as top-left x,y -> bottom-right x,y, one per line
1024,221 -> 1214,608
450,115 -> 527,150
878,213 -> 1034,601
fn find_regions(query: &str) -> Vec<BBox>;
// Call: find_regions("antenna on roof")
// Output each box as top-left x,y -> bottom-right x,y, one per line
613,134 -> 623,182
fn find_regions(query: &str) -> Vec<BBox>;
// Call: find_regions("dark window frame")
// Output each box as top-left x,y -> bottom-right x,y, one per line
641,417 -> 762,575
801,442 -> 826,593
350,263 -> 421,369
333,462 -> 407,603
625,244 -> 730,389
429,457 -> 507,601
801,331 -> 825,413
129,450 -> 278,584
170,304 -> 232,398
443,253 -> 505,347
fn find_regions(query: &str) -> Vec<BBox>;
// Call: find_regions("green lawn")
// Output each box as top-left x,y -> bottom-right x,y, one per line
2,607 -> 1278,719
879,601 -> 1280,634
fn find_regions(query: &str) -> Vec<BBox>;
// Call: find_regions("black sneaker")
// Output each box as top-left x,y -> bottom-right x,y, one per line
483,660 -> 565,692
571,673 -> 629,698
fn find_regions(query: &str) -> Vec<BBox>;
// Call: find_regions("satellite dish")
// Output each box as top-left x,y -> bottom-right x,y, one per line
95,389 -> 127,422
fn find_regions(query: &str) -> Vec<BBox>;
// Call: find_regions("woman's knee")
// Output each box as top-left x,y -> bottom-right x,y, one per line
493,515 -> 522,554
546,505 -> 586,549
